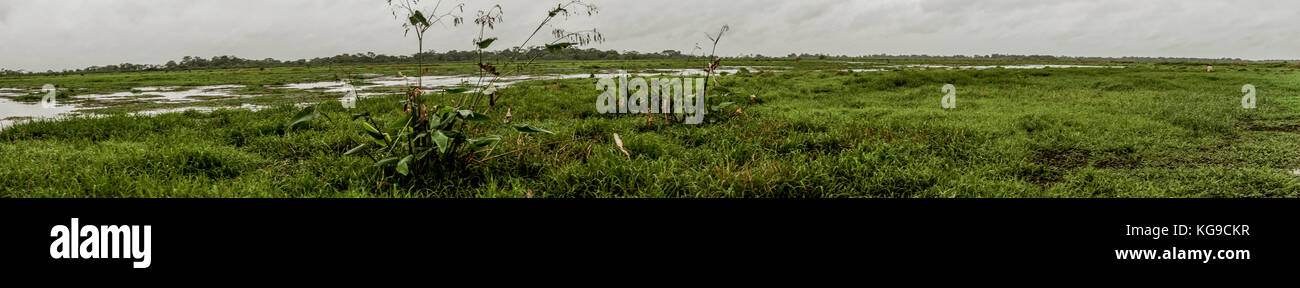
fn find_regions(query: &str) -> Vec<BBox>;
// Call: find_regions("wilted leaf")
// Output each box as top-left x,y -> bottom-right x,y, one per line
478,63 -> 499,76
548,6 -> 566,17
613,133 -> 631,159
410,11 -> 430,27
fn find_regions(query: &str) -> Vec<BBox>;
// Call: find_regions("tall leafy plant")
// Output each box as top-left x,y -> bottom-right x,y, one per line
699,24 -> 753,122
343,1 -> 602,182
467,1 -> 604,111
387,0 -> 464,85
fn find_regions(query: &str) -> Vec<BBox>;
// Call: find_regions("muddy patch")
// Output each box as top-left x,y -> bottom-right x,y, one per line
1242,123 -> 1300,133
1034,147 -> 1093,169
130,104 -> 269,116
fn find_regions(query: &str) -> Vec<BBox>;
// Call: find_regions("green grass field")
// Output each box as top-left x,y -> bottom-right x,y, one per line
3,59 -> 1300,197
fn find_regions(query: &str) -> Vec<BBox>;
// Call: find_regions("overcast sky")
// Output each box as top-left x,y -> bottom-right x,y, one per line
1,0 -> 1297,71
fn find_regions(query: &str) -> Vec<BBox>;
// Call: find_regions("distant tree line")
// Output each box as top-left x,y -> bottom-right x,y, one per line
856,53 -> 1288,64
4,50 -> 1294,76
775,53 -> 1285,64
7,48 -> 702,75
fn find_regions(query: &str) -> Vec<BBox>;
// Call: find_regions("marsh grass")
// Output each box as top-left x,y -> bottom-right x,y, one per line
2,59 -> 1300,197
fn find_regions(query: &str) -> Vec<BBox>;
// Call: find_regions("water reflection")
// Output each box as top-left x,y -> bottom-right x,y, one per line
0,97 -> 78,129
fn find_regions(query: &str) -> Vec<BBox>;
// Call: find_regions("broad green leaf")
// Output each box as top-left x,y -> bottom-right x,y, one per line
284,106 -> 320,131
475,37 -> 498,49
457,110 -> 492,121
375,157 -> 401,168
396,155 -> 413,176
545,42 -> 575,53
712,102 -> 736,112
443,87 -> 470,94
513,124 -> 554,134
441,130 -> 464,139
362,122 -> 385,141
470,136 -> 502,150
389,114 -> 412,132
343,144 -> 368,156
428,114 -> 442,129
436,106 -> 456,116
431,130 -> 450,154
